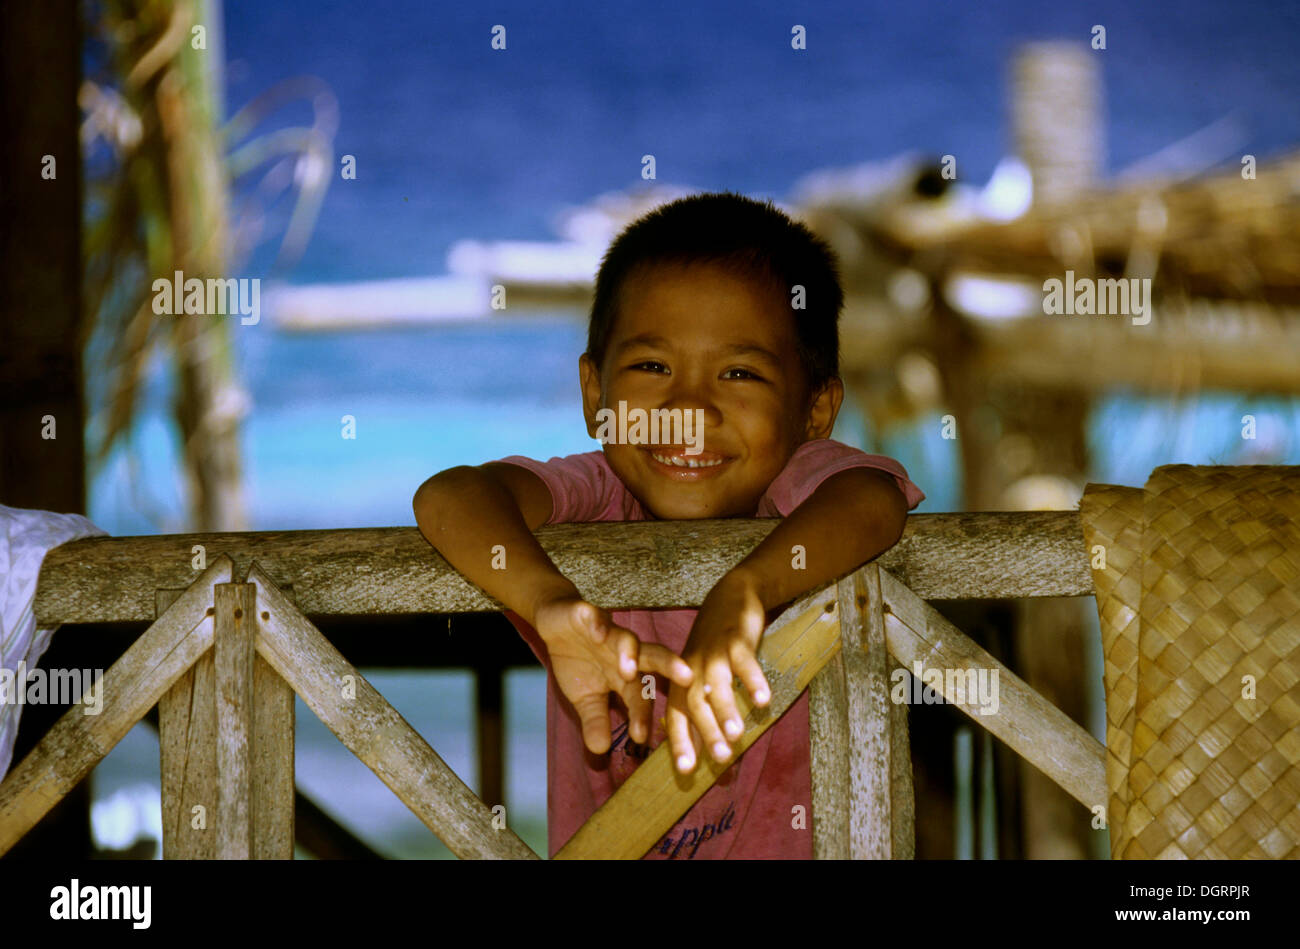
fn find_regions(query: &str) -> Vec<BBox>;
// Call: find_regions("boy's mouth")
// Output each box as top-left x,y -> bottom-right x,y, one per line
643,446 -> 733,480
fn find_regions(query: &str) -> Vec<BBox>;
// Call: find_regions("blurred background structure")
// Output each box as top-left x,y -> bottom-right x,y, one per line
2,0 -> 1298,859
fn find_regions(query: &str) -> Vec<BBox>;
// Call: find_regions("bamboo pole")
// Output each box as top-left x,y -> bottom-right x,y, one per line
554,582 -> 843,859
246,563 -> 536,859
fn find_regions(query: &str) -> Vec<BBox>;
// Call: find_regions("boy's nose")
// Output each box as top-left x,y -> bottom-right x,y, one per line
659,395 -> 721,430
661,377 -> 722,421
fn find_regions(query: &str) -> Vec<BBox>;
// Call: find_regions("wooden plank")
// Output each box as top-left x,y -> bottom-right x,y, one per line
0,556 -> 233,855
811,565 -> 914,859
160,581 -> 294,860
34,512 -> 1095,626
810,565 -> 896,858
878,569 -> 1106,811
555,582 -> 843,860
214,583 -> 255,859
809,651 -> 849,859
158,588 -> 216,860
252,654 -> 295,859
888,659 -> 916,860
246,562 -> 536,860
847,565 -> 894,857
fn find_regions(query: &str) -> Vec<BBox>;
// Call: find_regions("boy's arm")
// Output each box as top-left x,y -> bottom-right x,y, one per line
730,466 -> 908,614
412,464 -> 693,752
664,467 -> 908,772
412,463 -> 577,624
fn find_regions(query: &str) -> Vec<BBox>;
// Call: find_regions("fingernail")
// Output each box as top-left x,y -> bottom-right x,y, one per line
755,690 -> 769,704
713,742 -> 731,760
725,719 -> 741,738
677,754 -> 693,772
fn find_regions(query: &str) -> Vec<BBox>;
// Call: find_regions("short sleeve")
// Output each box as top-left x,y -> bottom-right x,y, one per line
758,438 -> 925,517
490,451 -> 633,523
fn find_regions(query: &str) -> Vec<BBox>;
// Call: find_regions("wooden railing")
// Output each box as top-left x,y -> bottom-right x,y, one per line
0,513 -> 1102,858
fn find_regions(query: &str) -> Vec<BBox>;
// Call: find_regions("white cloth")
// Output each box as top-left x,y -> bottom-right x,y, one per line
0,504 -> 108,782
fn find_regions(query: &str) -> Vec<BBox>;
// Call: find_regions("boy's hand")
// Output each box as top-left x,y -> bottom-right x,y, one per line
665,569 -> 771,774
532,594 -> 694,756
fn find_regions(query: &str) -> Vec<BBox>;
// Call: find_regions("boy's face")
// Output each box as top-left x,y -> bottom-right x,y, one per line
579,261 -> 843,519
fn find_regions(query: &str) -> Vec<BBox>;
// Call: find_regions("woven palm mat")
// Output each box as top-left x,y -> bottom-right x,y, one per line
1080,466 -> 1300,859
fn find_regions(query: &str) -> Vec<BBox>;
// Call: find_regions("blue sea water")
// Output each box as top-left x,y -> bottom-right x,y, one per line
83,0 -> 1300,857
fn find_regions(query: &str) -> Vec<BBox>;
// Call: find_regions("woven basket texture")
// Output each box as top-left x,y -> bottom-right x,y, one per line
1081,466 -> 1300,859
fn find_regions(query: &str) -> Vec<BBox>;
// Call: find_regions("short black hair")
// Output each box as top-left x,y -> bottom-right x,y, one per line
586,191 -> 843,402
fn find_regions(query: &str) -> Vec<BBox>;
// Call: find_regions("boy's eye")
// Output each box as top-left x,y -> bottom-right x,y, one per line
723,368 -> 763,381
631,361 -> 667,372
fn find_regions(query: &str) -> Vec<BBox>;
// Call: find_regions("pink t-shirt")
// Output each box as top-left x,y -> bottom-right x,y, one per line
493,438 -> 924,859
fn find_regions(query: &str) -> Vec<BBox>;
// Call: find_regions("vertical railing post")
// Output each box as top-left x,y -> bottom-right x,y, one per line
810,564 -> 915,858
160,579 -> 294,859
251,631 -> 295,859
214,582 -> 256,858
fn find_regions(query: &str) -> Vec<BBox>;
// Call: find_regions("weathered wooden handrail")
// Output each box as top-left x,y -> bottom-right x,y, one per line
5,513 -> 1108,860
34,511 -> 1092,626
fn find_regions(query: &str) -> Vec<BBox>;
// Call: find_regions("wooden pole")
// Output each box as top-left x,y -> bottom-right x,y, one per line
214,583 -> 256,859
0,0 -> 89,860
251,647 -> 295,859
1012,43 -> 1102,207
159,579 -> 295,860
34,512 -> 1096,626
810,564 -> 915,858
159,588 -> 216,858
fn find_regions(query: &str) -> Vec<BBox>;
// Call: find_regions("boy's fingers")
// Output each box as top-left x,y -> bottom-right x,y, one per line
621,680 -> 652,744
729,644 -> 771,706
636,643 -> 694,689
612,629 -> 639,681
665,702 -> 695,773
583,603 -> 608,643
687,684 -> 731,764
704,665 -> 744,743
572,691 -> 612,754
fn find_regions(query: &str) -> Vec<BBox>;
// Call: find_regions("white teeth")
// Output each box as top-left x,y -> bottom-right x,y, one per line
650,452 -> 724,468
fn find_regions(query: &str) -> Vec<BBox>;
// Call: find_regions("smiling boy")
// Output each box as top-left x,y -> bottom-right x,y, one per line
413,192 -> 923,858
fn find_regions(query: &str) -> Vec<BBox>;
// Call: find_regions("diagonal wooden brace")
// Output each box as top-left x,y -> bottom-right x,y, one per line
246,562 -> 537,859
878,568 -> 1106,810
0,555 -> 234,856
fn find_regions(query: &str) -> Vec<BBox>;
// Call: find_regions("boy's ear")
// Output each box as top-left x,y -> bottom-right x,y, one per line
579,353 -> 604,439
803,376 -> 844,441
